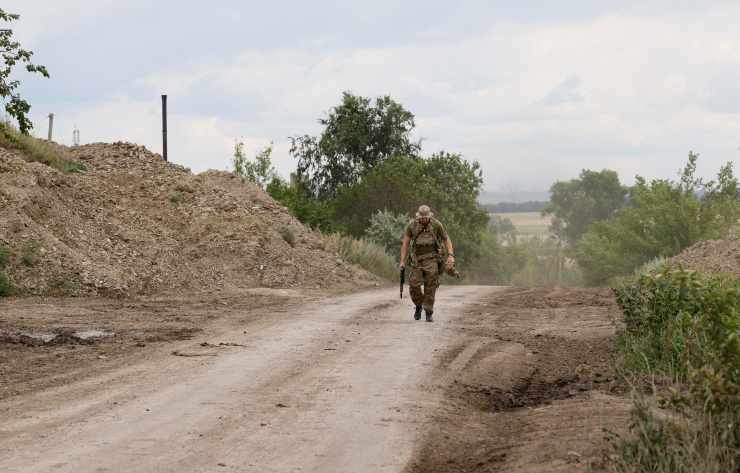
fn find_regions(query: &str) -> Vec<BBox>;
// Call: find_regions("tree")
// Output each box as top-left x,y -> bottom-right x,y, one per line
266,175 -> 336,232
576,153 -> 740,285
233,142 -> 276,190
331,152 -> 489,267
544,169 -> 627,244
290,92 -> 421,199
0,9 -> 49,134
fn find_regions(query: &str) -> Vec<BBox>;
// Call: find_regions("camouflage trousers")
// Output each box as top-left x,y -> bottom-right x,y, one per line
409,256 -> 440,312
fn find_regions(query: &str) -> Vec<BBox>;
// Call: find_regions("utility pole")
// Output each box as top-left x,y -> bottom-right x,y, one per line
161,94 -> 168,161
47,113 -> 54,141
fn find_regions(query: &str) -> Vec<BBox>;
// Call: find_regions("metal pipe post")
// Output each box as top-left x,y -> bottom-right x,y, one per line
47,113 -> 54,141
161,94 -> 168,161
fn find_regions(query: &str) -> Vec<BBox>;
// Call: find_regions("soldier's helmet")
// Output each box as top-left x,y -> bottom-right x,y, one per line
416,205 -> 433,219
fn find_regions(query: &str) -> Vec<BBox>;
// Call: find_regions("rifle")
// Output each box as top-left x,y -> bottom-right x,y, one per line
400,267 -> 405,299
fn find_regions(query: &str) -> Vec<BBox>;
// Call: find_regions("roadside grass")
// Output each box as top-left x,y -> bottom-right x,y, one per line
325,234 -> 397,281
0,121 -> 86,173
610,265 -> 739,472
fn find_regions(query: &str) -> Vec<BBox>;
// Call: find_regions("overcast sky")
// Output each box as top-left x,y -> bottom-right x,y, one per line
6,1 -> 740,191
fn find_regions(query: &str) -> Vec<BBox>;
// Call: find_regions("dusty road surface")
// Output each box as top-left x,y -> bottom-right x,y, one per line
1,286 -> 492,472
0,285 -> 628,472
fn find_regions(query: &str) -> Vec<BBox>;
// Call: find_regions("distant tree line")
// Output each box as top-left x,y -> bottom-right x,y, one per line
544,155 -> 739,284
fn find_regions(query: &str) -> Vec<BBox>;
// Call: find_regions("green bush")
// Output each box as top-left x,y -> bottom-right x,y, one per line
326,234 -> 397,281
169,191 -> 185,204
611,267 -> 739,471
364,209 -> 408,260
614,266 -> 739,381
0,273 -> 14,297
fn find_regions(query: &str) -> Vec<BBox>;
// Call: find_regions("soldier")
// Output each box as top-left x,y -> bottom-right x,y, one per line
399,205 -> 455,322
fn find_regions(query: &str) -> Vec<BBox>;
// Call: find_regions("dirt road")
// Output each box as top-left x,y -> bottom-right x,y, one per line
0,286 -> 628,472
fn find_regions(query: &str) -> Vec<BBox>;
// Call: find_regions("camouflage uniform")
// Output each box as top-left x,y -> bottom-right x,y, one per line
405,217 -> 449,313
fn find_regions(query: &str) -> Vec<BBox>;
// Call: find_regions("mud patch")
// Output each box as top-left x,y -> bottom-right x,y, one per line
406,287 -> 628,473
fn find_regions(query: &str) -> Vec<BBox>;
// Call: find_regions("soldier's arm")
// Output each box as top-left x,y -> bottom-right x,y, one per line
399,234 -> 411,268
436,222 -> 455,260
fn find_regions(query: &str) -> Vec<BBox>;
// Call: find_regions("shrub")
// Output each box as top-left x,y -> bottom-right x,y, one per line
169,191 -> 185,204
364,210 -> 408,260
0,273 -> 14,297
613,266 -> 739,381
611,266 -> 739,471
0,121 -> 86,173
279,225 -> 296,247
325,234 -> 397,281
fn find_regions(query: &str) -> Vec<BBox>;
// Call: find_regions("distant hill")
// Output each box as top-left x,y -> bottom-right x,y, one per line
479,191 -> 550,204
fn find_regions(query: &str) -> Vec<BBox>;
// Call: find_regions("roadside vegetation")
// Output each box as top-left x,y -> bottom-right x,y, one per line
0,121 -> 86,173
234,91 -> 488,280
610,264 -> 739,472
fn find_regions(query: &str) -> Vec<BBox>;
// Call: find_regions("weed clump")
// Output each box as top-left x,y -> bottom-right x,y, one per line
21,241 -> 40,267
169,191 -> 185,204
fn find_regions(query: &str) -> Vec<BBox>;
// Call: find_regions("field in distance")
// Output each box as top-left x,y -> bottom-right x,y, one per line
492,211 -> 552,239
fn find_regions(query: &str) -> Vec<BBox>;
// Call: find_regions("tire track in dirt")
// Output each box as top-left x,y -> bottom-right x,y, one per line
405,287 -> 632,473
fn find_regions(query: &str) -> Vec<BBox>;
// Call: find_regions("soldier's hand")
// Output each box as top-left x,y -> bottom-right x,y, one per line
399,262 -> 406,270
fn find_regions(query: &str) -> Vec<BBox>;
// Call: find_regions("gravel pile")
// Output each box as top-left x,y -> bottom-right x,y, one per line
0,142 -> 376,297
670,237 -> 740,279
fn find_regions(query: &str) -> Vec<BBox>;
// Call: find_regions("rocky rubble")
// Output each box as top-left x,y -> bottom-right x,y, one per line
670,237 -> 740,278
0,142 -> 376,297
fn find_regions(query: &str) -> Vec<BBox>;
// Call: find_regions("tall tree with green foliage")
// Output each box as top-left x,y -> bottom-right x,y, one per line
0,9 -> 49,134
332,153 -> 488,266
576,153 -> 740,285
290,91 -> 420,199
544,169 -> 627,244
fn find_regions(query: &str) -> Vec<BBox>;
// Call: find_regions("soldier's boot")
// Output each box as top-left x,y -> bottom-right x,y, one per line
414,305 -> 422,321
425,310 -> 434,323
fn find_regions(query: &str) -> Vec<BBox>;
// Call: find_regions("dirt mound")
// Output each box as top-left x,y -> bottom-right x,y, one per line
670,238 -> 740,278
0,142 -> 377,296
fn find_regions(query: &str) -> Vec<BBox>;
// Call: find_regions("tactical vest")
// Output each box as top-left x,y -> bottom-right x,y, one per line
409,220 -> 442,262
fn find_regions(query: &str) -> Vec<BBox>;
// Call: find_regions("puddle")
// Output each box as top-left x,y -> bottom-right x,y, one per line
20,332 -> 58,343
0,329 -> 115,345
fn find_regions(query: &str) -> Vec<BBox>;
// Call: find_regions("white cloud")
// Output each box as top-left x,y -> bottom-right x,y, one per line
19,4 -> 740,191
